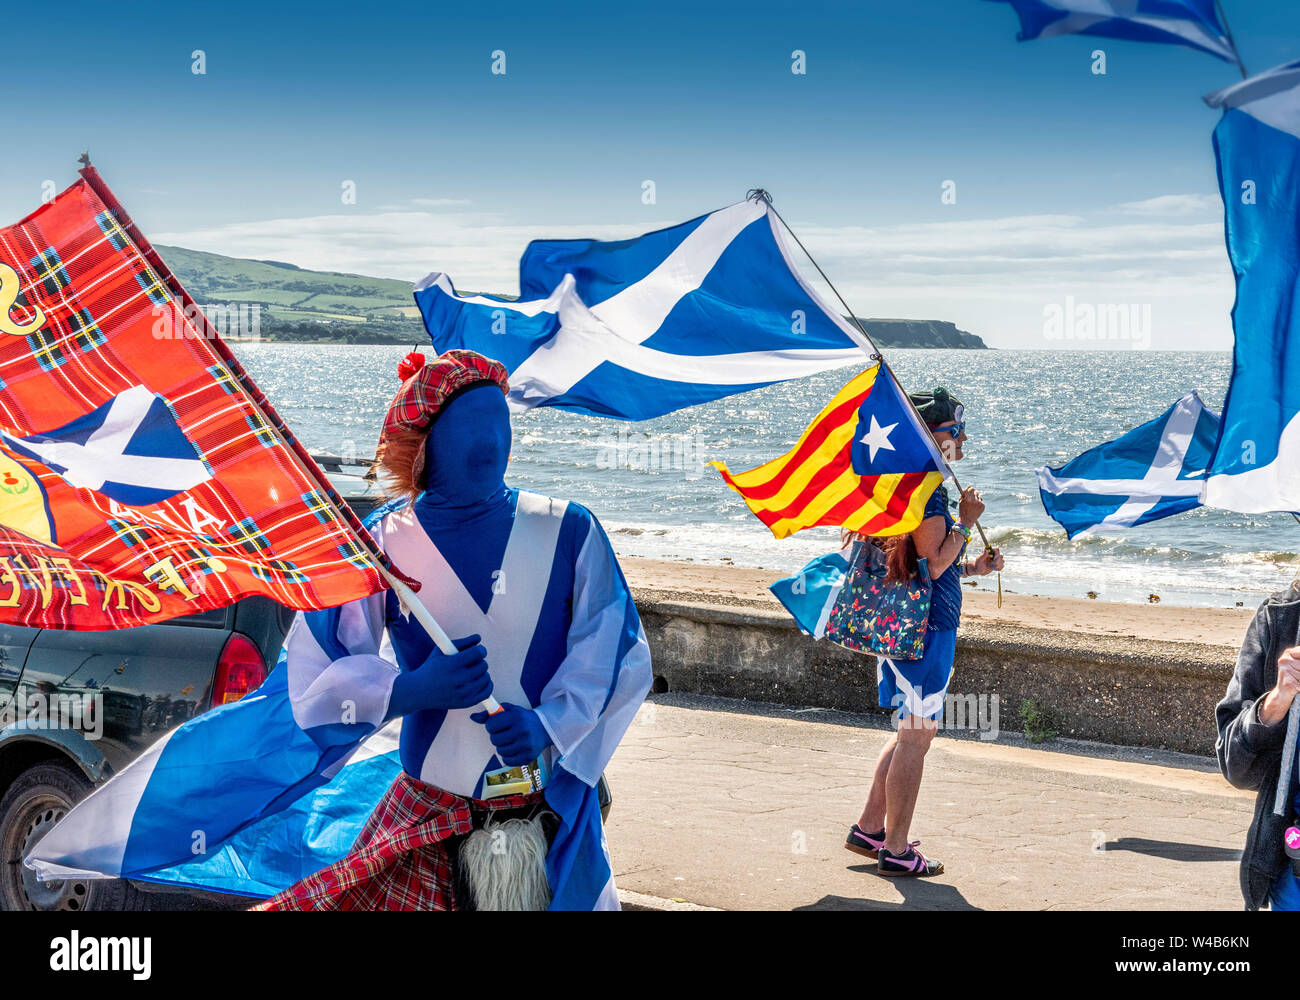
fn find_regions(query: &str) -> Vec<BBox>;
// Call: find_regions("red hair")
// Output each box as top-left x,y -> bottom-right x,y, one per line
374,428 -> 427,501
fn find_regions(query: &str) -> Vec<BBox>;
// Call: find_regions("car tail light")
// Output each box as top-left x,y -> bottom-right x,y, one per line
211,633 -> 267,708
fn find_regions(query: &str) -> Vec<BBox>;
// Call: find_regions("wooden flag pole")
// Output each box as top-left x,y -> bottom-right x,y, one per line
751,189 -> 1003,604
1214,0 -> 1249,80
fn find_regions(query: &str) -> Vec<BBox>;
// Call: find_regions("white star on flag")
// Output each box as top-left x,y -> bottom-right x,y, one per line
858,415 -> 898,463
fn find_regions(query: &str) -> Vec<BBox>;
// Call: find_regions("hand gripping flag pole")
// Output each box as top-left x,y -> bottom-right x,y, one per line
748,188 -> 1003,605
77,159 -> 504,715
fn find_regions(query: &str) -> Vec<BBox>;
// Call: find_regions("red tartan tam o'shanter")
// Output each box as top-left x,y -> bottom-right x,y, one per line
0,168 -> 395,630
381,350 -> 509,442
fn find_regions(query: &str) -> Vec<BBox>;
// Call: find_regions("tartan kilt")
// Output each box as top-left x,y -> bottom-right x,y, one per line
252,772 -> 544,911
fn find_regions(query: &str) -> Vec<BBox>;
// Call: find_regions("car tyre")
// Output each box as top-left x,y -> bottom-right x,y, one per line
0,761 -> 143,911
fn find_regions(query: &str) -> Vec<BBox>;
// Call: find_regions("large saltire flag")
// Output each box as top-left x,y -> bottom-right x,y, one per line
983,0 -> 1241,65
0,168 -> 391,629
414,197 -> 872,420
1201,62 -> 1300,514
710,365 -> 947,539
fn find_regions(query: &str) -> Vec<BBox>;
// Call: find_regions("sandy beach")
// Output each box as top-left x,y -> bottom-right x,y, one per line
620,556 -> 1259,650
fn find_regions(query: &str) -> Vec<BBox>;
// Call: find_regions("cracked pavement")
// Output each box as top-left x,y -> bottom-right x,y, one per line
603,694 -> 1255,911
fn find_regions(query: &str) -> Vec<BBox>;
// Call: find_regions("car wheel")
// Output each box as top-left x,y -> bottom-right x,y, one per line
0,761 -> 141,911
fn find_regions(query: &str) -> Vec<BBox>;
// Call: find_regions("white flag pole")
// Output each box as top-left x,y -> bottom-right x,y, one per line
376,564 -> 503,716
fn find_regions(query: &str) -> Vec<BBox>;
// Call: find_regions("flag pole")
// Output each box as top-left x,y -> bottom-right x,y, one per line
77,159 -> 502,715
1214,0 -> 1248,79
750,190 -> 999,566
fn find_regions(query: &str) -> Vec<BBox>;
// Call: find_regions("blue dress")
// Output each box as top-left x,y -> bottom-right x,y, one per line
875,485 -> 964,722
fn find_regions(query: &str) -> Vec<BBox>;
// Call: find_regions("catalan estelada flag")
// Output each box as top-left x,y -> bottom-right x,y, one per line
711,365 -> 948,539
0,167 -> 399,629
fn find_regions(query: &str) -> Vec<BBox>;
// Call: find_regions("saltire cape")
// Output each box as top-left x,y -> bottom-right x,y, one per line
710,364 -> 947,539
982,0 -> 1241,65
0,169 -> 390,629
1200,61 -> 1300,515
769,547 -> 853,639
27,491 -> 652,910
1036,392 -> 1220,538
413,197 -> 874,420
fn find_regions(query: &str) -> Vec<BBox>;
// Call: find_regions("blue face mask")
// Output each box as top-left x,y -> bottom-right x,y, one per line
420,384 -> 511,508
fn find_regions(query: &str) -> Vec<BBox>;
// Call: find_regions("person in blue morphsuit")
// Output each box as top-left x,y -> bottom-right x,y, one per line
254,349 -> 653,910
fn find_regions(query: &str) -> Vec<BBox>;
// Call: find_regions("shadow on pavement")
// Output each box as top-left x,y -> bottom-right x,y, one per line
1100,837 -> 1241,863
795,870 -> 983,911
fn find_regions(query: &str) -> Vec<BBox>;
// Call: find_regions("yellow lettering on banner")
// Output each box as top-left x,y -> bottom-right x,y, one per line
12,556 -> 52,609
143,557 -> 197,602
0,264 -> 44,337
50,558 -> 89,607
0,558 -> 20,607
96,572 -> 161,614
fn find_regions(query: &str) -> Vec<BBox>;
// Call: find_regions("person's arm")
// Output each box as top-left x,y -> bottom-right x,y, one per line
530,510 -> 653,786
1215,604 -> 1289,791
913,515 -> 965,579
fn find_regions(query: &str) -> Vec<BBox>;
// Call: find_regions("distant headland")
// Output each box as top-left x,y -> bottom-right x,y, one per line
159,245 -> 987,349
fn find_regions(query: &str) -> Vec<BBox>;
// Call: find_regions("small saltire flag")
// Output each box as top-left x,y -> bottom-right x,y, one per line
1036,392 -> 1220,538
414,198 -> 872,420
984,0 -> 1241,65
1202,62 -> 1300,514
769,548 -> 852,638
710,365 -> 947,539
0,167 -> 393,629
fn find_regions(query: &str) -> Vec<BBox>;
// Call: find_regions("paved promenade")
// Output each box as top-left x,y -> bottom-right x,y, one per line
605,694 -> 1254,911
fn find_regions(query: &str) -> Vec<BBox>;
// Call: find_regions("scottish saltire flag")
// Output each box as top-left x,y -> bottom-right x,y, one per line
1036,392 -> 1220,538
415,198 -> 872,420
0,385 -> 212,506
1202,63 -> 1300,514
984,0 -> 1241,64
712,365 -> 947,539
28,493 -> 650,911
770,547 -> 852,638
0,169 -> 389,629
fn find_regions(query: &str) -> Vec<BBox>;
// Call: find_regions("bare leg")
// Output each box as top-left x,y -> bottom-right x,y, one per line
857,732 -> 897,832
882,716 -> 938,854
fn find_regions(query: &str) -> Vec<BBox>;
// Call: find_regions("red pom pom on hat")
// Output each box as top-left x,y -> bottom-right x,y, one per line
397,351 -> 426,382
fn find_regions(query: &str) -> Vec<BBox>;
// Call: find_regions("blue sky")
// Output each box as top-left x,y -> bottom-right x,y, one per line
2,0 -> 1297,348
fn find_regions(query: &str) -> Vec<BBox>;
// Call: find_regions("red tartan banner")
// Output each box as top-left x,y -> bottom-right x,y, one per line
0,169 -> 393,629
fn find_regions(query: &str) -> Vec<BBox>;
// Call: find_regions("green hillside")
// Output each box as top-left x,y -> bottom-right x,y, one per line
155,245 -> 435,345
155,244 -> 985,348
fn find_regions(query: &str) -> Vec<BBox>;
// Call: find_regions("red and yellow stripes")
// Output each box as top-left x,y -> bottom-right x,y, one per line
710,365 -> 943,540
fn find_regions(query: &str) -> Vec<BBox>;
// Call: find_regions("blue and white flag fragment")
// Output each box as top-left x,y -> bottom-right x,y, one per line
1202,62 -> 1300,514
770,547 -> 853,638
0,384 -> 212,506
984,0 -> 1241,65
415,198 -> 873,420
1037,392 -> 1220,538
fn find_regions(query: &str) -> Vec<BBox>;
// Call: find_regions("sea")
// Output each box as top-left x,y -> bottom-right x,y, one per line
228,343 -> 1300,610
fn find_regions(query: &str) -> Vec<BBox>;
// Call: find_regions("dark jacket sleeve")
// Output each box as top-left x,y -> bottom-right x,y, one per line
1216,601 -> 1288,791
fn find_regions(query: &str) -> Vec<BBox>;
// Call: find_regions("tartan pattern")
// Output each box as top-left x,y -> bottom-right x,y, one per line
252,773 -> 543,911
67,308 -> 105,352
381,349 -> 508,441
95,210 -> 128,250
29,248 -> 70,295
0,176 -> 387,630
25,326 -> 67,371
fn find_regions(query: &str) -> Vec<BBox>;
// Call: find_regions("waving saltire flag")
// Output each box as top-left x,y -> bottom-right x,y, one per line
415,197 -> 871,420
711,365 -> 947,539
0,167 -> 392,629
983,0 -> 1241,65
1037,392 -> 1220,538
1201,62 -> 1300,514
